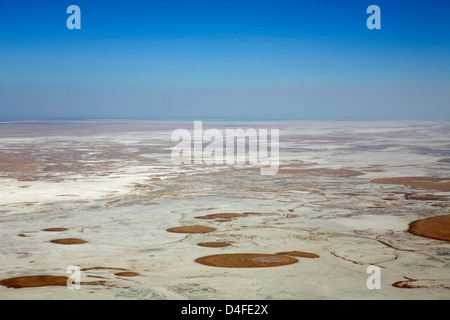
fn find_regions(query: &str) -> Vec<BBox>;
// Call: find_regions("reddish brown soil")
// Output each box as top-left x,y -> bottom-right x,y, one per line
407,215 -> 450,241
50,238 -> 88,245
276,251 -> 320,258
392,280 -> 422,289
372,177 -> 450,191
195,213 -> 244,220
195,213 -> 261,221
0,275 -> 119,289
166,226 -> 217,233
195,253 -> 298,268
42,228 -> 68,232
279,168 -> 364,177
0,275 -> 68,288
0,154 -> 38,172
81,267 -> 128,272
197,242 -> 232,248
392,277 -> 450,289
404,193 -> 448,201
114,272 -> 140,277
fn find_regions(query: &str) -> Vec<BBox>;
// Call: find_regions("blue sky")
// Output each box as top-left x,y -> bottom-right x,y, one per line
0,0 -> 449,120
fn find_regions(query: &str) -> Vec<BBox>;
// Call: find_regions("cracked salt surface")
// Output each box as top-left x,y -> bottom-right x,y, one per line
0,120 -> 449,299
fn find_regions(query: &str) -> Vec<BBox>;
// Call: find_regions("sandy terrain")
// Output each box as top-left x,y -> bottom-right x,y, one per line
0,120 -> 449,299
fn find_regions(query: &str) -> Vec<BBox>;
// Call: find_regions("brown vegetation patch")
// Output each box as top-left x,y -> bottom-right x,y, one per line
194,212 -> 261,221
279,168 -> 364,177
50,238 -> 88,245
195,253 -> 298,268
392,277 -> 450,290
0,153 -> 38,172
105,199 -> 121,207
195,213 -> 244,220
42,228 -> 68,232
195,213 -> 243,220
0,275 -> 68,288
0,275 -> 119,289
372,177 -> 450,191
166,226 -> 217,233
392,280 -> 423,289
114,272 -> 140,277
404,193 -> 448,201
407,215 -> 450,241
276,251 -> 320,258
86,275 -> 107,279
81,267 -> 128,272
80,280 -> 111,287
197,242 -> 232,248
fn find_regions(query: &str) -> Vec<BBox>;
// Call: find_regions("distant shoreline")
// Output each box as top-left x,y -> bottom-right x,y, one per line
1,117 -> 449,123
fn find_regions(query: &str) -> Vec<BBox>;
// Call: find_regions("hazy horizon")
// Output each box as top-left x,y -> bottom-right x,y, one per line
1,0 -> 449,120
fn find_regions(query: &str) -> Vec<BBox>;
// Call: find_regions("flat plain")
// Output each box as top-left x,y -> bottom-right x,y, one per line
0,120 -> 448,299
